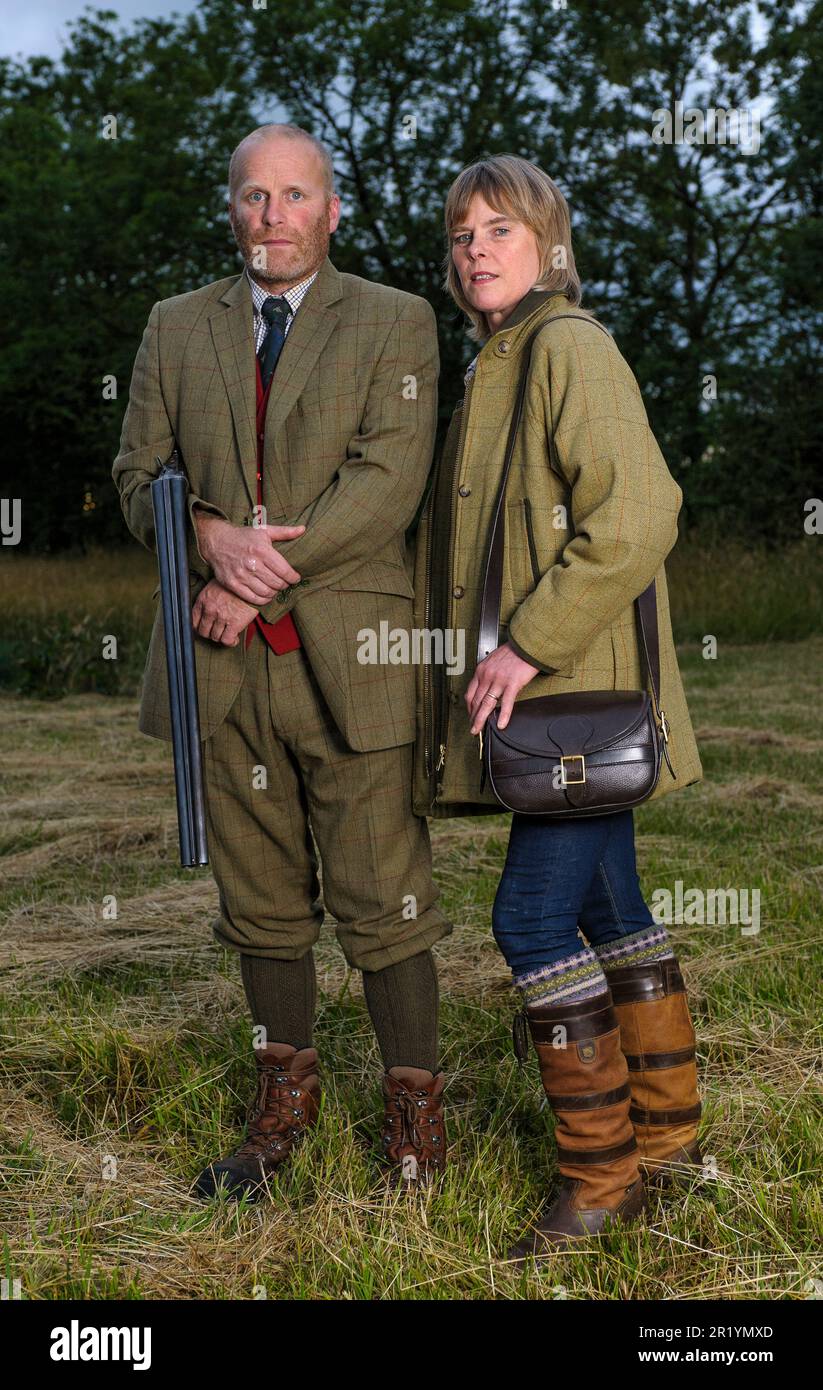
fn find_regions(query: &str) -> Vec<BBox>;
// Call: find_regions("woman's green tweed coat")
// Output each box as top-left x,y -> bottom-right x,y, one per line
411,288 -> 703,819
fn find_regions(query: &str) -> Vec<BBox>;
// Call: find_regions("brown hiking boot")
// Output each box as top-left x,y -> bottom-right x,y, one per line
380,1066 -> 447,1191
508,989 -> 649,1262
607,959 -> 704,1190
192,1042 -> 320,1201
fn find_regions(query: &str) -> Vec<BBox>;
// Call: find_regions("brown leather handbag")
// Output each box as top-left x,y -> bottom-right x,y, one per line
477,316 -> 676,817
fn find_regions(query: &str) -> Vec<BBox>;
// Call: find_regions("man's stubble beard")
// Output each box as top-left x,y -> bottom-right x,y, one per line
233,209 -> 332,290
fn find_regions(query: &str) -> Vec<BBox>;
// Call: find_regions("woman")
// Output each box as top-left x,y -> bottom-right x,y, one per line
411,155 -> 705,1262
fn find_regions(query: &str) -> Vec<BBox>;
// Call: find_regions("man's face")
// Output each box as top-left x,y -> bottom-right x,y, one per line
228,135 -> 340,291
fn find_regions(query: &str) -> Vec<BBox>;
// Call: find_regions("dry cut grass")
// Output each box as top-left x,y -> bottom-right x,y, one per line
0,632 -> 821,1300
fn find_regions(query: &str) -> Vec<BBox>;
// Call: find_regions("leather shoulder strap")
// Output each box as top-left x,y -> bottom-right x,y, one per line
475,313 -> 662,709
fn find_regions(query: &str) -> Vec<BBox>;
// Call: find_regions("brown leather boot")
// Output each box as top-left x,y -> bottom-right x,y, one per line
380,1066 -> 447,1191
192,1042 -> 320,1201
607,959 -> 704,1190
508,989 -> 649,1262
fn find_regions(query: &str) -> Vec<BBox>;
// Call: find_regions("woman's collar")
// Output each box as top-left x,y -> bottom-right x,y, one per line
484,287 -> 569,341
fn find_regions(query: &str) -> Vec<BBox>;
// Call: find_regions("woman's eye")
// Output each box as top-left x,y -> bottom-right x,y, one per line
453,228 -> 509,243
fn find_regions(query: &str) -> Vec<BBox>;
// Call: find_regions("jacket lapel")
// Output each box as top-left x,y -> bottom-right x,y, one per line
209,272 -> 260,513
208,258 -> 343,518
261,257 -> 343,513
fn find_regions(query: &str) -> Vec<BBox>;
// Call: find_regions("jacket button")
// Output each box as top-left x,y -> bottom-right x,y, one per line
453,585 -> 464,599
449,691 -> 459,704
498,340 -> 510,353
458,484 -> 471,497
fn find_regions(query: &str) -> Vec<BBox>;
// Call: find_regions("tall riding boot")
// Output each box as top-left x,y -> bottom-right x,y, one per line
606,958 -> 703,1189
508,988 -> 648,1262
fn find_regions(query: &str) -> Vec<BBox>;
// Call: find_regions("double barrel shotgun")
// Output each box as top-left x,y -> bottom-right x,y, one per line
150,448 -> 209,867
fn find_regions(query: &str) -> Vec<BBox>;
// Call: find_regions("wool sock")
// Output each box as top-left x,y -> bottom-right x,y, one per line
513,945 -> 608,1010
592,923 -> 675,974
240,950 -> 317,1050
362,950 -> 440,1075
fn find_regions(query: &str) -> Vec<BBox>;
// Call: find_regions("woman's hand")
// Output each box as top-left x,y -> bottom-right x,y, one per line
465,642 -> 540,735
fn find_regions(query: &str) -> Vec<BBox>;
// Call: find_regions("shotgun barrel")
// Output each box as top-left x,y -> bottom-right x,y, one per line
150,449 -> 209,867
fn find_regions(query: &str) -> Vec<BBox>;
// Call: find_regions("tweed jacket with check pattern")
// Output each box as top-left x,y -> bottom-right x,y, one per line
113,257 -> 439,752
411,289 -> 704,818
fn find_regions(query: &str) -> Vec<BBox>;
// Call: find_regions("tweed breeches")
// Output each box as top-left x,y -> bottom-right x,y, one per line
202,630 -> 452,970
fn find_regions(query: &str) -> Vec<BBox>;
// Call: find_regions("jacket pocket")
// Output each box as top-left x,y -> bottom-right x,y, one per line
327,561 -> 414,598
522,497 -> 541,587
507,499 -> 577,678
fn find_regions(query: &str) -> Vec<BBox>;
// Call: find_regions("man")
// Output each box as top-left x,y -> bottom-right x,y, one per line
112,123 -> 451,1199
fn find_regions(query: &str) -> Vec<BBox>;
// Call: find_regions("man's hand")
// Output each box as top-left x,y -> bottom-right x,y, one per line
194,512 -> 307,604
466,642 -> 540,735
192,579 -> 259,646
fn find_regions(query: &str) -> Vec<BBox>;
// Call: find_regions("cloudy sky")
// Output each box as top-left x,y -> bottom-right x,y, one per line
3,1 -> 201,60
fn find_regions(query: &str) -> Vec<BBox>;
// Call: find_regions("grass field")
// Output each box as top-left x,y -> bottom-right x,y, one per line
0,544 -> 821,1300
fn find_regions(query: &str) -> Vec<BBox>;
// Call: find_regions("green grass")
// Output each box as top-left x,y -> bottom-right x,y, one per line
0,549 -> 821,1299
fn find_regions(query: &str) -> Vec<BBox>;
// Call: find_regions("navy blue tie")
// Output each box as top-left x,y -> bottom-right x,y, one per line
257,296 -> 290,390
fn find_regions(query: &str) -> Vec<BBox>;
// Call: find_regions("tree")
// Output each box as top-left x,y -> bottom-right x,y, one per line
0,0 -> 819,549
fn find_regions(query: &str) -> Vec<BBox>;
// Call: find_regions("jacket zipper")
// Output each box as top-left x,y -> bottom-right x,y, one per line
426,372 -> 476,802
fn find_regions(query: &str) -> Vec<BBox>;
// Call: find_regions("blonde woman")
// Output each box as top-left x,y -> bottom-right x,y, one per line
411,155 -> 705,1262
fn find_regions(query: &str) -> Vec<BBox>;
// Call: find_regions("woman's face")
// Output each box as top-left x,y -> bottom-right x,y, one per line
450,193 -> 542,335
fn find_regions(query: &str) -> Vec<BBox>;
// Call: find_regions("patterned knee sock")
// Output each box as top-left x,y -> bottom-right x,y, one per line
592,923 -> 675,975
513,945 -> 608,1010
240,950 -> 317,1050
362,950 -> 440,1074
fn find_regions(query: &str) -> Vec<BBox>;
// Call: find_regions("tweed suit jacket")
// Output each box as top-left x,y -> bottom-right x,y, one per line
412,289 -> 704,817
112,257 -> 439,751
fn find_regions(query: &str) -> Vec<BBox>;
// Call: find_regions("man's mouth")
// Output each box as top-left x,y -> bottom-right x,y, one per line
470,272 -> 497,283
261,239 -> 293,246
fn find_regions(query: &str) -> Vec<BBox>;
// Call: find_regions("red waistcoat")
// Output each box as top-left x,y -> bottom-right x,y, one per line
244,356 -> 302,654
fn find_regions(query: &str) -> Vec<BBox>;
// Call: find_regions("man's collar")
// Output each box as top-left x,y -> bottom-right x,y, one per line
220,256 -> 344,311
245,264 -> 319,310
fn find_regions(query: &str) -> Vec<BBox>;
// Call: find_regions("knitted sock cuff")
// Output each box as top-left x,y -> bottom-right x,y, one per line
513,946 -> 607,1011
592,923 -> 674,973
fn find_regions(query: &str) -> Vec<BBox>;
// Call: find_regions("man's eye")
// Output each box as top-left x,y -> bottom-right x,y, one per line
289,190 -> 303,200
248,192 -> 264,203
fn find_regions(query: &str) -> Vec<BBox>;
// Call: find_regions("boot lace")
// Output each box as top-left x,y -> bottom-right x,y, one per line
383,1085 -> 444,1172
235,1065 -> 311,1159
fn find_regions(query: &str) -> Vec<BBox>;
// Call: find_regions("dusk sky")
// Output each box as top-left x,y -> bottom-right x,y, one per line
2,1 -> 201,61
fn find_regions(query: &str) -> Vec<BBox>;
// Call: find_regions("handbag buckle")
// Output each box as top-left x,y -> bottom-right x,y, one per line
560,754 -> 586,785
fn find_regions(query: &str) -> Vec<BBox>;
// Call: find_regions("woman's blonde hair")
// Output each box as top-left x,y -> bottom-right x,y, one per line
443,155 -> 582,340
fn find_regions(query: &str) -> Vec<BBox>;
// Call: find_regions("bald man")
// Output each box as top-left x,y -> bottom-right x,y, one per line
113,124 -> 451,1199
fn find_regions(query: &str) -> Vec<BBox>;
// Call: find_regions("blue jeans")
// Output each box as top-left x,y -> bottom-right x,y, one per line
491,808 -> 657,973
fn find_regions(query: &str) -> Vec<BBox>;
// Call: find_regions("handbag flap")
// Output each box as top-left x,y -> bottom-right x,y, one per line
488,691 -> 651,757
